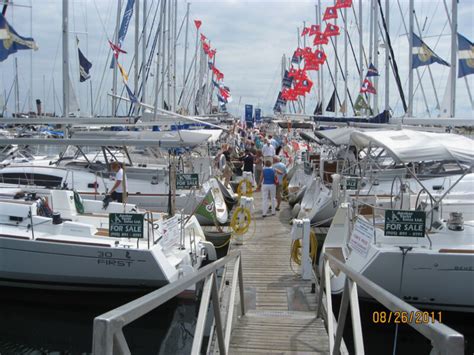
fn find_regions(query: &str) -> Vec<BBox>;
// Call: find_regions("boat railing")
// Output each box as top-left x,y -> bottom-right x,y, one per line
92,250 -> 245,355
317,252 -> 464,355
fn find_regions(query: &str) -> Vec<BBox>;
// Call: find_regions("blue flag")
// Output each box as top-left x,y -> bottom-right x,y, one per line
0,14 -> 38,62
125,83 -> 138,104
366,63 -> 379,77
110,0 -> 135,68
458,33 -> 474,78
412,32 -> 449,69
78,47 -> 92,82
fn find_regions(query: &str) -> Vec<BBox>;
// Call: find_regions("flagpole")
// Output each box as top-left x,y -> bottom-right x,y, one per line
183,2 -> 190,112
62,0 -> 69,120
358,0 -> 364,88
343,6 -> 348,117
167,0 -> 172,110
384,0 -> 389,113
173,0 -> 178,112
333,0 -> 338,117
407,0 -> 414,117
318,0 -> 324,114
112,0 -> 122,117
142,0 -> 147,106
373,0 -> 379,114
193,22 -> 199,114
314,6 -> 320,108
449,0 -> 457,117
160,0 -> 167,108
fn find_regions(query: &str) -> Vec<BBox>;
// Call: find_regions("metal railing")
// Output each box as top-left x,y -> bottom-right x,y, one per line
92,250 -> 245,355
317,252 -> 464,355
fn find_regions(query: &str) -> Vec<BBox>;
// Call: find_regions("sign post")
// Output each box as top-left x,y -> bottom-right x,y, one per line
176,173 -> 199,189
109,213 -> 144,238
384,210 -> 426,238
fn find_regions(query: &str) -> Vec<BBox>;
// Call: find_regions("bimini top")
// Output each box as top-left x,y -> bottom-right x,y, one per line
350,129 -> 474,164
314,127 -> 358,146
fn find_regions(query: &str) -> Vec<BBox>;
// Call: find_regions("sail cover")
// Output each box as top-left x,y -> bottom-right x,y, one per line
314,127 -> 358,146
350,129 -> 474,164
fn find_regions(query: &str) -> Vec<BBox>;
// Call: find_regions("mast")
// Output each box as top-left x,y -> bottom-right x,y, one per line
62,0 -> 69,119
449,0 -> 457,117
182,2 -> 190,112
193,17 -> 199,114
166,0 -> 171,110
343,6 -> 348,116
142,0 -> 147,105
333,0 -> 338,116
318,0 -> 324,114
384,0 -> 389,112
134,0 -> 140,111
172,0 -> 177,112
315,5 -> 320,107
160,0 -> 167,108
112,0 -> 122,117
358,0 -> 363,86
407,0 -> 414,117
29,0 -> 32,113
153,0 -> 165,121
14,58 -> 20,115
373,0 -> 379,114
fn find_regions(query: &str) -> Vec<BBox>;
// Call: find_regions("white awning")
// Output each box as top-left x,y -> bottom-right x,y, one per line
314,127 -> 358,146
350,129 -> 474,164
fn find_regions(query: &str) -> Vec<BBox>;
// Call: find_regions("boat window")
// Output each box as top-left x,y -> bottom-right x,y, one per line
31,173 -> 63,188
0,172 -> 28,185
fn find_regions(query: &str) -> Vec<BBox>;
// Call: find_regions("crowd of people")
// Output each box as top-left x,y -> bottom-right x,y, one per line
216,125 -> 292,217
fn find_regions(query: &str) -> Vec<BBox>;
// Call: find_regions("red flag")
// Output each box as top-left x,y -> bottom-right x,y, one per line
323,6 -> 338,21
304,61 -> 320,71
314,49 -> 327,64
301,27 -> 311,36
200,33 -> 207,42
313,31 -> 329,45
324,23 -> 340,37
202,41 -> 211,54
108,40 -> 127,59
294,78 -> 313,96
194,20 -> 202,29
288,67 -> 306,81
281,88 -> 298,101
208,49 -> 216,59
360,78 -> 376,94
308,24 -> 321,36
335,0 -> 352,9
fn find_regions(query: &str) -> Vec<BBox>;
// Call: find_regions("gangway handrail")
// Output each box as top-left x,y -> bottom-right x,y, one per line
92,250 -> 245,355
317,252 -> 464,355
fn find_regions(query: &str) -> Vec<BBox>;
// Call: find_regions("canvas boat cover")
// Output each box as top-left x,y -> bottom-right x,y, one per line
350,129 -> 474,164
314,127 -> 358,146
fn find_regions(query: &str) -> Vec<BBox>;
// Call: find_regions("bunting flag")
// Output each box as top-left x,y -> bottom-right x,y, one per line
313,101 -> 323,115
194,19 -> 202,29
125,83 -> 138,104
273,91 -> 287,113
326,90 -> 336,112
108,40 -> 127,59
212,79 -> 220,88
314,49 -> 327,64
354,94 -> 369,115
335,0 -> 353,9
458,33 -> 474,78
0,13 -> 38,62
313,31 -> 329,45
208,61 -> 214,70
291,48 -> 304,64
360,78 -> 376,94
412,32 -> 449,69
323,6 -> 338,21
288,67 -> 306,81
339,100 -> 347,114
195,190 -> 216,222
202,41 -> 211,54
281,88 -> 298,101
324,23 -> 340,37
110,0 -> 134,68
208,49 -> 216,59
294,78 -> 313,96
78,47 -> 92,82
219,86 -> 232,103
366,63 -> 379,77
304,60 -> 319,71
117,62 -> 129,83
309,24 -> 321,36
301,27 -> 310,36
212,66 -> 224,81
282,70 -> 294,88
200,33 -> 207,42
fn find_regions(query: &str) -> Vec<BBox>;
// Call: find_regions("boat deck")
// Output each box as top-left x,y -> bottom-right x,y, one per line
210,192 -> 332,354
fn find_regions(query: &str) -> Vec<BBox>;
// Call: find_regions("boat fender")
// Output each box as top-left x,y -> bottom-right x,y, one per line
332,174 -> 341,205
292,203 -> 301,218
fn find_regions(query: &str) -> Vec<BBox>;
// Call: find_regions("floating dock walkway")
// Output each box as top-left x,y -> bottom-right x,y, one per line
209,193 -> 335,354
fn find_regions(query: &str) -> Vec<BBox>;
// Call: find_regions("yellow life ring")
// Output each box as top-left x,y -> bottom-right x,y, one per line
290,230 -> 318,265
230,206 -> 252,235
237,179 -> 253,198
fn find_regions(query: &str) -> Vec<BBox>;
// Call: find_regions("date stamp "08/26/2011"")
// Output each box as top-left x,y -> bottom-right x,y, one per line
372,311 -> 443,324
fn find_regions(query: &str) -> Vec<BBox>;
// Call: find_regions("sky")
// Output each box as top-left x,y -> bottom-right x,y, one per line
1,0 -> 473,119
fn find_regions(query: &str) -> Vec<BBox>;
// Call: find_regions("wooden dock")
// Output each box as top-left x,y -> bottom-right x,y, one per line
209,193 -> 332,354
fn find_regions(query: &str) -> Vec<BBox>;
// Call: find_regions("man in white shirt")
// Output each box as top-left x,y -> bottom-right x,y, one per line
109,161 -> 125,203
262,139 -> 275,164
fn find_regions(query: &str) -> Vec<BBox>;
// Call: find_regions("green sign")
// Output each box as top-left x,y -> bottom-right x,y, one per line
346,178 -> 358,190
109,213 -> 144,238
176,173 -> 199,189
384,210 -> 426,238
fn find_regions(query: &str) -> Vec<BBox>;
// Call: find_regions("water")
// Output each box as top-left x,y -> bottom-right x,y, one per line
0,289 -> 199,354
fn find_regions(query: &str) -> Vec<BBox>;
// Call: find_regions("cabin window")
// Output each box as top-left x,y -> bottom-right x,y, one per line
30,173 -> 63,188
0,172 -> 28,185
